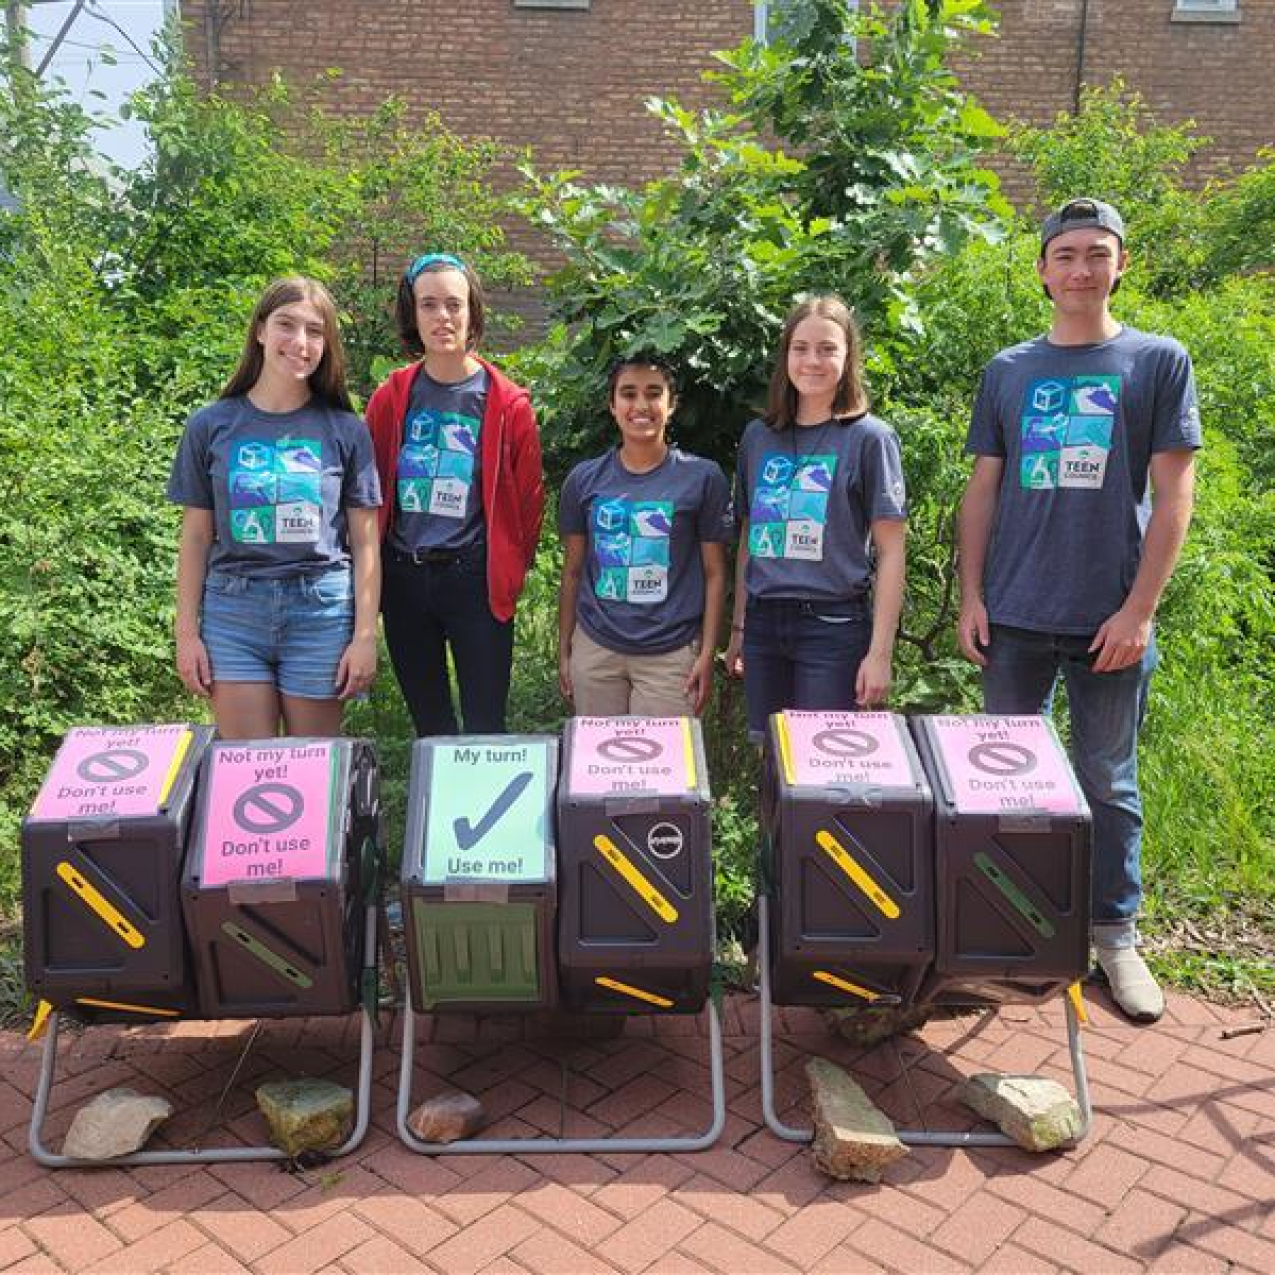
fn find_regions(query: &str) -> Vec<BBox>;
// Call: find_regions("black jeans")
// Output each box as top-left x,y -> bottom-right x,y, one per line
381,543 -> 514,736
741,596 -> 872,739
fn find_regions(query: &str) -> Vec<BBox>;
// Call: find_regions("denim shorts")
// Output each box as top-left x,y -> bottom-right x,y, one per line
201,568 -> 354,700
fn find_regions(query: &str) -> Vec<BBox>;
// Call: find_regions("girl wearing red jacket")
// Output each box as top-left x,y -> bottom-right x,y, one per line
365,254 -> 545,735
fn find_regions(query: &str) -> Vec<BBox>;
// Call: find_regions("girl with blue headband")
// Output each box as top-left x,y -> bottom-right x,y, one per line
365,254 -> 545,735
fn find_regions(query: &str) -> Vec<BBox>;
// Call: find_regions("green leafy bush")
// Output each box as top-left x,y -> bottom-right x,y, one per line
520,0 -> 1009,477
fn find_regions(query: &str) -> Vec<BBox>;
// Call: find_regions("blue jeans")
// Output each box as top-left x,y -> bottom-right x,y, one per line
981,624 -> 1159,947
381,543 -> 513,736
742,597 -> 872,738
201,568 -> 354,700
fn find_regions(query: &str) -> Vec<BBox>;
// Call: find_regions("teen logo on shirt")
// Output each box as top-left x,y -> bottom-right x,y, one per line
591,497 -> 673,605
749,453 -> 837,561
228,437 -> 322,544
1019,376 -> 1120,491
398,408 -> 481,520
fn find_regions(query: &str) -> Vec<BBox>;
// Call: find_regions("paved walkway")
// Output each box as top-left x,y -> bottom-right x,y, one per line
0,987 -> 1271,1273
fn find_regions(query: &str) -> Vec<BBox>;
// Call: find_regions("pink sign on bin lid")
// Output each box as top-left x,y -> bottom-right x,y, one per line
30,725 -> 193,822
927,715 -> 1083,815
200,741 -> 335,886
568,718 -> 696,797
777,711 -> 916,790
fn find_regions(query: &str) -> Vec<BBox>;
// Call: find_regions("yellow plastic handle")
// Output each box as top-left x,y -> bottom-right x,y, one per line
28,1000 -> 53,1042
680,717 -> 698,790
56,861 -> 145,949
1067,980 -> 1089,1026
812,970 -> 880,1002
76,997 -> 180,1018
593,834 -> 679,924
814,829 -> 900,920
594,976 -> 674,1009
776,713 -> 797,785
156,728 -> 194,806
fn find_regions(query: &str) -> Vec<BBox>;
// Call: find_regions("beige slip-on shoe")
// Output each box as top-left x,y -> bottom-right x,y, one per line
1095,944 -> 1165,1023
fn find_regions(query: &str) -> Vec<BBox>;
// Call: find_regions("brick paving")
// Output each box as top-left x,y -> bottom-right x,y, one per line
0,988 -> 1271,1273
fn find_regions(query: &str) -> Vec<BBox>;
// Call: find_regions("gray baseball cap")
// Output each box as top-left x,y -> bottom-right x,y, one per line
1040,198 -> 1126,251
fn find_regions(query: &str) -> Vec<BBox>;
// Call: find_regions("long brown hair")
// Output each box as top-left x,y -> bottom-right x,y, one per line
221,277 -> 353,411
764,294 -> 868,432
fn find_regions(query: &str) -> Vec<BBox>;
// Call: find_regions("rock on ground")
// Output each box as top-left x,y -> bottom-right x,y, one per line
63,1088 -> 173,1161
408,1090 -> 486,1143
805,1056 -> 908,1183
958,1072 -> 1083,1152
256,1078 -> 354,1157
824,1002 -> 933,1047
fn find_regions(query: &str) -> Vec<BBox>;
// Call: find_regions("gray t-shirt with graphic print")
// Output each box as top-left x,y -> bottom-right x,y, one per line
966,326 -> 1201,635
559,447 -> 733,655
166,395 -> 380,579
391,365 -> 488,553
734,414 -> 907,603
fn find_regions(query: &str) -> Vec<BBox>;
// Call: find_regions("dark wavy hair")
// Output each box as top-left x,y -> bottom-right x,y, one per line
606,352 -> 679,400
764,294 -> 868,432
220,277 -> 353,411
394,258 -> 487,357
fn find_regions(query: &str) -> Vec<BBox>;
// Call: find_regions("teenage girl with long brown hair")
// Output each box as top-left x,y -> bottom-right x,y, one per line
168,276 -> 382,738
725,294 -> 907,737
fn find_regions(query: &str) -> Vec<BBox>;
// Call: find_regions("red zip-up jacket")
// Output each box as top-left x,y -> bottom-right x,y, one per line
365,357 -> 546,622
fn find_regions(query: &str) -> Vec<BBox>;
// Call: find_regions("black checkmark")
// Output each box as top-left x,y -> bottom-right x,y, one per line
453,771 -> 534,852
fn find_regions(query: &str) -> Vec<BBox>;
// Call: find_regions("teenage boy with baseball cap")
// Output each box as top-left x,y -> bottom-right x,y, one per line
956,197 -> 1201,1022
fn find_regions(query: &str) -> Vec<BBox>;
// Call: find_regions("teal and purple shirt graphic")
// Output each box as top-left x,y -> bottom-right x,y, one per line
167,395 -> 380,579
592,497 -> 675,604
392,365 -> 488,553
1020,375 -> 1120,491
748,452 -> 838,561
398,408 -> 481,520
735,415 -> 907,603
559,447 -> 733,655
228,436 -> 323,545
965,327 -> 1201,634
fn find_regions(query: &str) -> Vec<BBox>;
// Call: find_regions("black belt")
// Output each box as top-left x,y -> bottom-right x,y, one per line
750,594 -> 869,615
387,543 -> 482,566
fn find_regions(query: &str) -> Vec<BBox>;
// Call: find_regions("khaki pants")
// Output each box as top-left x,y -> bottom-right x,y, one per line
568,627 -> 698,717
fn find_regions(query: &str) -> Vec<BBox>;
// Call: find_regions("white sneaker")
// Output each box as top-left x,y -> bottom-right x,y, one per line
1096,945 -> 1164,1023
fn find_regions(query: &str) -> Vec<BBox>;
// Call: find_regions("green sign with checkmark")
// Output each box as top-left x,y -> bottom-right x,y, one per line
421,740 -> 552,883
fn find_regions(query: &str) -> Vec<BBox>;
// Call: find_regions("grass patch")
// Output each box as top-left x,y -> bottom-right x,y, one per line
1135,651 -> 1275,1008
1141,657 -> 1275,947
1144,944 -> 1275,1003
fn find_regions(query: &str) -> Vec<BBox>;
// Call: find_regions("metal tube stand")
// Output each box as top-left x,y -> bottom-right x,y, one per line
29,904 -> 379,1168
757,894 -> 1093,1147
396,996 -> 728,1155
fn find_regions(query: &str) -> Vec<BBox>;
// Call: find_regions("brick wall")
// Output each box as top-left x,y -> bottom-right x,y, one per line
191,1 -> 750,178
181,1 -> 1272,322
952,0 -> 1272,204
182,1 -> 752,328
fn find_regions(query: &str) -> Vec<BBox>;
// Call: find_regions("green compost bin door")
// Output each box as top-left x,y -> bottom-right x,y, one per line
410,900 -> 542,1007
